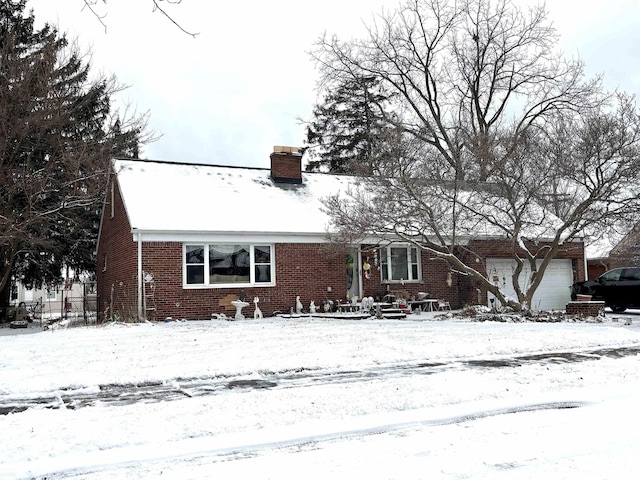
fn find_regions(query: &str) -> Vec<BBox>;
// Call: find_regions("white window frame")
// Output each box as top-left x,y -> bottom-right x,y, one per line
380,244 -> 421,283
183,243 -> 275,288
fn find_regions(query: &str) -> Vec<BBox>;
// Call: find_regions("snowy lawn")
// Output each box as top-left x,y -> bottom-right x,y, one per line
2,311 -> 640,479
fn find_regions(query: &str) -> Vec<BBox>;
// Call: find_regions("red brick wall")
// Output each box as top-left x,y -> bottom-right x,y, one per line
96,176 -> 138,321
137,242 -> 345,319
566,301 -> 605,317
270,152 -> 302,183
358,248 -> 452,305
588,261 -> 609,280
271,243 -> 344,311
139,239 -> 584,318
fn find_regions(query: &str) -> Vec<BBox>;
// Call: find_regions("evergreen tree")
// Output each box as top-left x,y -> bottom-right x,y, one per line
304,75 -> 393,174
0,0 -> 144,304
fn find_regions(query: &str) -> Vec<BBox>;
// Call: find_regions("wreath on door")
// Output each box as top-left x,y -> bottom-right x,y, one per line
363,261 -> 371,279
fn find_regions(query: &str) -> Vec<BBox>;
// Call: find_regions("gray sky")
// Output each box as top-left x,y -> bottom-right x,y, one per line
28,0 -> 640,168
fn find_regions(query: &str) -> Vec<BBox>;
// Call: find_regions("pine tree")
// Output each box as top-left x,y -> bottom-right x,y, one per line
0,1 -> 144,304
304,75 -> 393,174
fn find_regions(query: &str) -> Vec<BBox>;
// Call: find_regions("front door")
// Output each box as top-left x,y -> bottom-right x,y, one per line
346,248 -> 361,302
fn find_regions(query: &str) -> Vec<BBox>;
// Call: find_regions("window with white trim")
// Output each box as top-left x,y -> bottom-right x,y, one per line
184,244 -> 274,287
380,245 -> 420,282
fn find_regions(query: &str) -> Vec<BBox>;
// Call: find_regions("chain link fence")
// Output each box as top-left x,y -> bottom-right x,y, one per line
23,282 -> 98,327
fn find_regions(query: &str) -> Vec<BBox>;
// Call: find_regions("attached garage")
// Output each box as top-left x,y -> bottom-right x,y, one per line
486,259 -> 574,311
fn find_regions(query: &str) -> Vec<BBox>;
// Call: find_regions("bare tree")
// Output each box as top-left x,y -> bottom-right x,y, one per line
82,0 -> 198,37
312,0 -> 602,181
314,0 -> 640,311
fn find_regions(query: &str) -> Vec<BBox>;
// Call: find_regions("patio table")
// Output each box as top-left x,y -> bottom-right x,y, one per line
408,299 -> 439,312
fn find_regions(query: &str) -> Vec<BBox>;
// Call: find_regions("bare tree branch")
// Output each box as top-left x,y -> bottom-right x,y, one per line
82,0 -> 199,37
151,0 -> 198,37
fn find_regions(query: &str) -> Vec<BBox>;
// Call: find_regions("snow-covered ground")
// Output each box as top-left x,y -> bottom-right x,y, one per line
2,310 -> 640,479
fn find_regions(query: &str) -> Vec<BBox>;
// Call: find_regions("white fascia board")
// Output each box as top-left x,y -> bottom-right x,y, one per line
132,230 -> 484,246
131,230 -> 332,244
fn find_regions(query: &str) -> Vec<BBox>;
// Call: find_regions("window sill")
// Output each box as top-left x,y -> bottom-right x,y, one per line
183,283 -> 275,289
381,280 -> 421,284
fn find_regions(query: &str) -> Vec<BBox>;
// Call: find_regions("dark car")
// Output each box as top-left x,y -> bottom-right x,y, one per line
571,267 -> 640,312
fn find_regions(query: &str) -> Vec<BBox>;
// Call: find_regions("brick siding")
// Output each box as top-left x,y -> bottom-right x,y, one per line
137,242 -> 345,319
565,301 -> 605,317
96,176 -> 138,321
270,151 -> 302,183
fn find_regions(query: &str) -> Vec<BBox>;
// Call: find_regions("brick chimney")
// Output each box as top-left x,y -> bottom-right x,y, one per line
270,146 -> 302,184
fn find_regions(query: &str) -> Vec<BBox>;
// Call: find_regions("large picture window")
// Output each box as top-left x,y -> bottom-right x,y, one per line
184,244 -> 274,287
380,245 -> 420,282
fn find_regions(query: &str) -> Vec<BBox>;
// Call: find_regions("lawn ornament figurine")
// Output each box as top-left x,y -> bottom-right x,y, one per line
361,296 -> 374,314
253,297 -> 263,319
296,296 -> 303,314
309,300 -> 316,314
323,299 -> 335,312
363,260 -> 371,279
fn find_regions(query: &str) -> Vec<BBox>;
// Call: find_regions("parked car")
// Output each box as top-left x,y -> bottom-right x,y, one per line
571,267 -> 640,312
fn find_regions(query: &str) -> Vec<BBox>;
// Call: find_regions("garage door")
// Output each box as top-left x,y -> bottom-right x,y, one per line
486,259 -> 573,311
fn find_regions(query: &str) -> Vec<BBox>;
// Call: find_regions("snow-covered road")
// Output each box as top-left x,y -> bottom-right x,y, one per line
2,314 -> 640,478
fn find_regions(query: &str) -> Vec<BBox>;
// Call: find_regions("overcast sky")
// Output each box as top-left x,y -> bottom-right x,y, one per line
27,0 -> 640,168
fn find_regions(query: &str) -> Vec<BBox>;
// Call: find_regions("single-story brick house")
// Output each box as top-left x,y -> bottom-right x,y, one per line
96,147 -> 585,320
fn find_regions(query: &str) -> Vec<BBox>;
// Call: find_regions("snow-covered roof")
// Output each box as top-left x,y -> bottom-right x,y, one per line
585,237 -> 615,260
113,158 -> 350,239
112,158 -> 577,246
584,224 -> 637,261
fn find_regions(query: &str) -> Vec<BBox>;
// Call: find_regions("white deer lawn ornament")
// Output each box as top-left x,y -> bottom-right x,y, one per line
253,297 -> 263,319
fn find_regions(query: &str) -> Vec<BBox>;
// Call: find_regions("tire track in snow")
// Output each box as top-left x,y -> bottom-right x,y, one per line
13,400 -> 590,479
1,344 -> 638,414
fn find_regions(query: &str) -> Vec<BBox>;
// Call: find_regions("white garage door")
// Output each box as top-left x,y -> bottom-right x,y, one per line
486,258 -> 573,311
